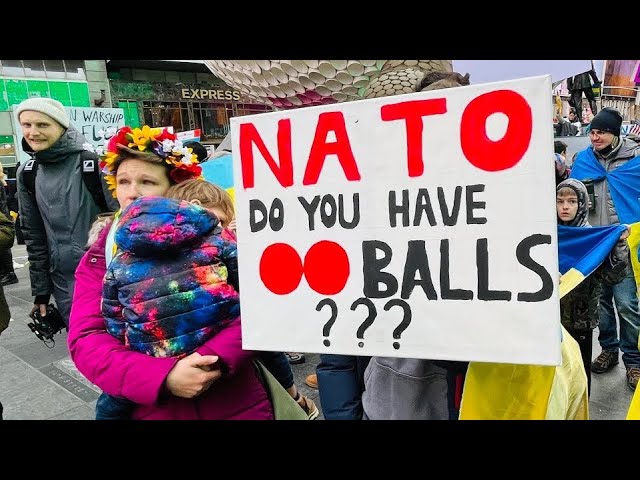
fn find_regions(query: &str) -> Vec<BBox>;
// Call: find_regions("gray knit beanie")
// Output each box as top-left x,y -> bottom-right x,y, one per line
16,98 -> 70,128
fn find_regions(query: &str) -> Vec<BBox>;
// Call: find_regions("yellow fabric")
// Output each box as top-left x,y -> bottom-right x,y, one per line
545,331 -> 589,420
226,187 -> 235,205
460,327 -> 588,420
459,362 -> 555,420
559,268 -> 586,299
627,223 -> 640,297
627,386 -> 640,420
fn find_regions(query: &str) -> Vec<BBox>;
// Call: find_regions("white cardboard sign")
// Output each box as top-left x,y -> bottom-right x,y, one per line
232,75 -> 561,366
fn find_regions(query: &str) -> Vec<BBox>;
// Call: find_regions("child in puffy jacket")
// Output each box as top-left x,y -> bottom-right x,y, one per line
96,180 -> 318,420
95,188 -> 240,419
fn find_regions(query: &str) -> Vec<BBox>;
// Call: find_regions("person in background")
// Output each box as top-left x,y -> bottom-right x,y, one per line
16,98 -> 117,326
0,209 -> 15,419
0,164 -> 18,286
554,140 -> 571,185
570,107 -> 640,391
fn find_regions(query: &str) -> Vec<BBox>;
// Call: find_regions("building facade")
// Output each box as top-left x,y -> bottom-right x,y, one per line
0,60 -> 109,177
107,60 -> 272,148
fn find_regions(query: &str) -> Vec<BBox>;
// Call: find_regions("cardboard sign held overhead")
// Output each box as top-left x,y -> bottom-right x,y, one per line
232,75 -> 561,366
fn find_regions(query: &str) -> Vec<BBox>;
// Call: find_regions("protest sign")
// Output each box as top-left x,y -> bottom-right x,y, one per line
232,75 -> 561,365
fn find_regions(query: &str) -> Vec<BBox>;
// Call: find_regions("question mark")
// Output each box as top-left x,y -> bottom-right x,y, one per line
350,297 -> 377,348
316,298 -> 338,347
384,299 -> 412,350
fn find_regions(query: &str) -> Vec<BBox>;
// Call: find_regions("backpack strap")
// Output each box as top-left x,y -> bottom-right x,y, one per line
79,150 -> 109,213
21,151 -> 109,213
21,157 -> 38,200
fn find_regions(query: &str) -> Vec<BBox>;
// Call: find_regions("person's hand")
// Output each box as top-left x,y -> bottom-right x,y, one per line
31,304 -> 47,317
620,225 -> 631,241
228,218 -> 237,232
165,352 -> 223,398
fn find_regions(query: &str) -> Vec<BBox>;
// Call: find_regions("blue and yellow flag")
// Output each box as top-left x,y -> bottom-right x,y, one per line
461,222 -> 626,420
558,224 -> 628,298
570,147 -> 640,292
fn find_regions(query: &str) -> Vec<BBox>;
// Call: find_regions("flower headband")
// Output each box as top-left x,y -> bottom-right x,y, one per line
83,125 -> 203,196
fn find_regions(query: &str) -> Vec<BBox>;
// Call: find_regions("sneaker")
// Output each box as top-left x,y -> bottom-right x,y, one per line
285,352 -> 305,364
627,367 -> 640,391
305,373 -> 318,389
592,351 -> 619,373
296,394 -> 319,420
0,273 -> 18,286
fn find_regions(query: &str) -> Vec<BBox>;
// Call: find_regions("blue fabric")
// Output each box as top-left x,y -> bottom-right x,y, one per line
317,354 -> 371,420
558,224 -> 627,276
201,154 -> 234,189
258,351 -> 294,390
95,392 -> 134,420
570,148 -> 640,224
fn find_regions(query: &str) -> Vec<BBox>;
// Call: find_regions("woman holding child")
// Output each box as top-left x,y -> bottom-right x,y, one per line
67,125 -> 273,420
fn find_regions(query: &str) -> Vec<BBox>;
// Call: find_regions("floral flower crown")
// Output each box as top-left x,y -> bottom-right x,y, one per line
84,125 -> 203,195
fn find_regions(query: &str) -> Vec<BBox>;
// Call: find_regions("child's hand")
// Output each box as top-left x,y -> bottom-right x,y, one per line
620,225 -> 631,241
228,218 -> 237,232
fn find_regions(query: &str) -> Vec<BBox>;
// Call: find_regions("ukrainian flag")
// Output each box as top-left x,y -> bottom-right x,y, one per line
570,146 -> 640,293
558,224 -> 628,298
460,217 -> 627,420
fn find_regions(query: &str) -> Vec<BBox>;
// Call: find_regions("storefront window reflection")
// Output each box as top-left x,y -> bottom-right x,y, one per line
141,99 -> 273,141
143,101 -> 190,131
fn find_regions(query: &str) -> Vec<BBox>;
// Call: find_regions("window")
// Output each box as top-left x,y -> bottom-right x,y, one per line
194,102 -> 232,140
23,60 -> 46,78
0,60 -> 86,80
0,60 -> 25,77
142,101 -> 189,131
234,103 -> 272,117
44,60 -> 66,79
64,60 -> 86,80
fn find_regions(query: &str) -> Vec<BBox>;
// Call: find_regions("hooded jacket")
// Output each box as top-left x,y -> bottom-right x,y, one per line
68,220 -> 272,420
17,126 -> 118,298
557,179 -> 628,331
102,196 -> 240,358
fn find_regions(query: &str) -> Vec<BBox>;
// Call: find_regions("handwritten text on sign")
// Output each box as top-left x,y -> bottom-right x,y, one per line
232,75 -> 560,366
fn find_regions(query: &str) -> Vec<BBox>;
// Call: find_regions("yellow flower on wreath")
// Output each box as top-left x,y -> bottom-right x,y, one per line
128,125 -> 163,151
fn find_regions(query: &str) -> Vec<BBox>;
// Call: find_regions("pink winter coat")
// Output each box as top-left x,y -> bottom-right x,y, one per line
68,224 -> 273,420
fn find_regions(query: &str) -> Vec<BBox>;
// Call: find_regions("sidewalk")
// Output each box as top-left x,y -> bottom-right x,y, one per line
0,244 -> 323,420
0,243 -> 633,420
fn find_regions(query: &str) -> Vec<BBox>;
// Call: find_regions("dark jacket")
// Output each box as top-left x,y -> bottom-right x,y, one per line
0,211 -> 15,334
16,126 -> 118,299
560,252 -> 627,332
557,178 -> 628,331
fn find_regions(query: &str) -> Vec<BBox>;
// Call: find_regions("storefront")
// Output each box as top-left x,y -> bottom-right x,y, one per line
109,75 -> 272,146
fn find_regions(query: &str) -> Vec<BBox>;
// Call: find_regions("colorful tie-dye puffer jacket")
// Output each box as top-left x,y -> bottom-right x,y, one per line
101,196 -> 240,358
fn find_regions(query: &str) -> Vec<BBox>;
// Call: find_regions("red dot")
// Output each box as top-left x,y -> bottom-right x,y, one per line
304,241 -> 350,295
259,243 -> 303,295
